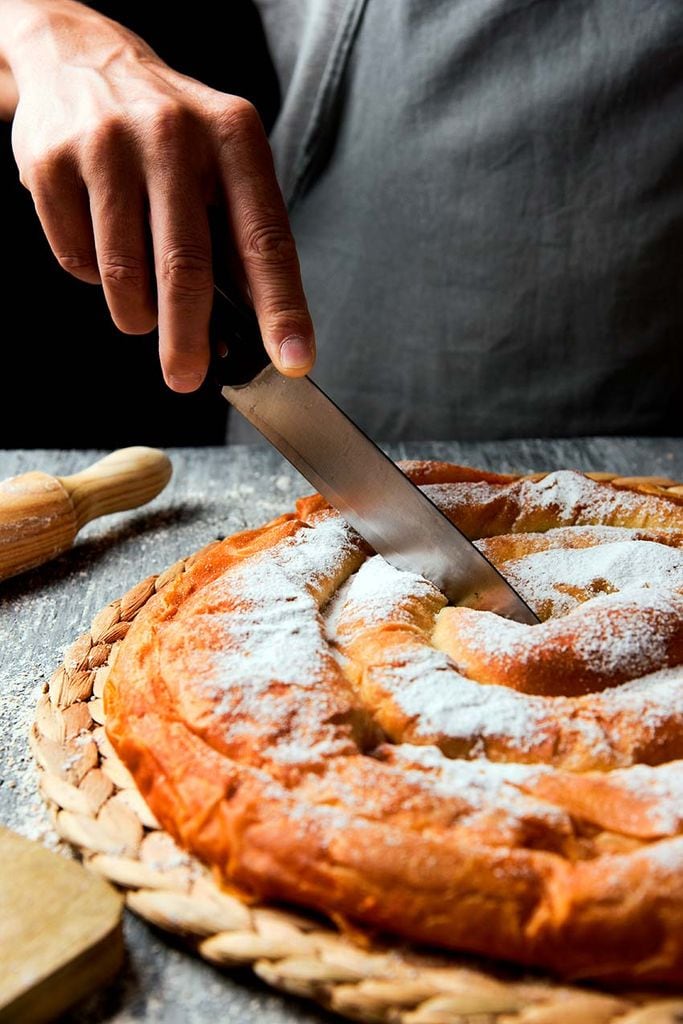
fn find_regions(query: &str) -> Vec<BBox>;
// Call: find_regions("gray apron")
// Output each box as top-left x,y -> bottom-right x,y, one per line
241,0 -> 683,442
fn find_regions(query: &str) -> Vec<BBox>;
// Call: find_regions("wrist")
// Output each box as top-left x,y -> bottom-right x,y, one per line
0,1 -> 154,84
0,1 -> 80,57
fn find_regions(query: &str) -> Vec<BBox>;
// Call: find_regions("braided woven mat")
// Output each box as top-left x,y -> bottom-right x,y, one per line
31,471 -> 683,1024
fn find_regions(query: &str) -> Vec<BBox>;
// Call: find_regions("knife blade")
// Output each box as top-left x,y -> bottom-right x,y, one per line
211,286 -> 539,624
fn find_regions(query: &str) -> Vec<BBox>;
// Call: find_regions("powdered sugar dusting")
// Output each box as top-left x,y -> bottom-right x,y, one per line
378,649 -> 641,767
328,554 -> 444,639
515,472 -> 677,524
423,470 -> 681,531
567,589 -> 679,677
322,538 -> 683,770
446,587 -> 682,687
167,515 -> 365,768
212,580 -> 326,690
264,515 -> 362,602
522,472 -> 635,518
378,745 -> 576,839
501,540 -> 683,616
638,837 -> 683,874
376,645 -> 552,749
343,554 -> 440,614
158,469 -> 683,868
606,666 -> 683,727
480,524 -> 680,552
605,763 -> 683,833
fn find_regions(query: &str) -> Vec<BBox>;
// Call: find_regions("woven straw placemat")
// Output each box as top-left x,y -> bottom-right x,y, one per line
31,472 -> 683,1024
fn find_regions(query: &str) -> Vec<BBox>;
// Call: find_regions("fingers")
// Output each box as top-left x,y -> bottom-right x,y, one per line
147,155 -> 214,392
86,165 -> 157,337
19,91 -> 314,393
217,100 -> 315,377
23,133 -> 157,335
25,155 -> 100,286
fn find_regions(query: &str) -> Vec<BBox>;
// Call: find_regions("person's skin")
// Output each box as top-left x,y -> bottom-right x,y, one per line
0,0 -> 316,391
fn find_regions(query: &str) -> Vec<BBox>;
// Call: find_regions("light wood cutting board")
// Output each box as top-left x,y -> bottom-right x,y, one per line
0,827 -> 123,1023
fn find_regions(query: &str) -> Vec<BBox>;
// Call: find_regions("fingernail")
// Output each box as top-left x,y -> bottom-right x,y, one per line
167,371 -> 204,392
279,335 -> 312,370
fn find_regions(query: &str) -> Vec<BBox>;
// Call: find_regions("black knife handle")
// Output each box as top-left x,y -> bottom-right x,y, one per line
210,284 -> 271,387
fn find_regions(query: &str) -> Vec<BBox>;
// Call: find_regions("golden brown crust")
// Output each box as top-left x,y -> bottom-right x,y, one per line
435,597 -> 683,696
104,464 -> 683,984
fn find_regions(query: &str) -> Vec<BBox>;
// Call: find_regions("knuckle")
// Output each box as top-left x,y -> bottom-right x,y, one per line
146,100 -> 195,146
241,217 -> 298,267
99,252 -> 147,289
217,97 -> 261,141
18,158 -> 43,193
56,250 -> 98,278
159,246 -> 213,298
19,144 -> 72,193
81,117 -> 128,166
265,307 -> 312,336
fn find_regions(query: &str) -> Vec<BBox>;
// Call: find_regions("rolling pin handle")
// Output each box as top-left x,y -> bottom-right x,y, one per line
59,447 -> 172,531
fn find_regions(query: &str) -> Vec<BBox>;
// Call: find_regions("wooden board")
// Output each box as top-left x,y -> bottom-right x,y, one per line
0,827 -> 123,1024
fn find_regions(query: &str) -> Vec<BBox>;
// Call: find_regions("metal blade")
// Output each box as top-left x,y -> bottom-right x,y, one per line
223,367 -> 538,624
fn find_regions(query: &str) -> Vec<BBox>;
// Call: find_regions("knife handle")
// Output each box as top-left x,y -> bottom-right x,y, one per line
210,284 -> 271,388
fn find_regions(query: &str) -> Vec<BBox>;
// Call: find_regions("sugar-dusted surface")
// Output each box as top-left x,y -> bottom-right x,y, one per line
501,539 -> 683,616
333,553 -> 442,621
518,470 -> 669,519
328,541 -> 683,768
385,744 -> 566,826
2,438 -> 682,1023
426,469 -> 681,532
103,452 -> 683,989
109,460 -> 683,859
351,649 -> 683,769
605,763 -> 683,833
167,516 -> 365,769
442,586 -> 683,691
640,836 -> 683,874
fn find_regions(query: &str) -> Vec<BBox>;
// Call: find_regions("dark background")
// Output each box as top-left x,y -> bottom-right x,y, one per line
0,1 -> 278,447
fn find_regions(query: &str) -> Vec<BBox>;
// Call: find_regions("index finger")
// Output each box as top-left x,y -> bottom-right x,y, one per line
216,100 -> 315,376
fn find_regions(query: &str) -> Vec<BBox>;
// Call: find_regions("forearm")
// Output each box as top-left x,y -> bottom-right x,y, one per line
0,0 -> 41,119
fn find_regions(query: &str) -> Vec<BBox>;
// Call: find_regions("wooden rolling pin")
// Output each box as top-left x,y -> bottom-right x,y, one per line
0,447 -> 172,582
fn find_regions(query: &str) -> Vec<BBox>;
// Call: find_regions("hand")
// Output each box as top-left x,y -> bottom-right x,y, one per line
2,0 -> 315,390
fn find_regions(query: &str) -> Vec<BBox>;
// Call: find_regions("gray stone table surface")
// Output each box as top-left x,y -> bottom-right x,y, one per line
1,437 -> 681,1023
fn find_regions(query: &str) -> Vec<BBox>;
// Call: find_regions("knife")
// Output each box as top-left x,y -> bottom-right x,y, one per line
211,286 -> 538,624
